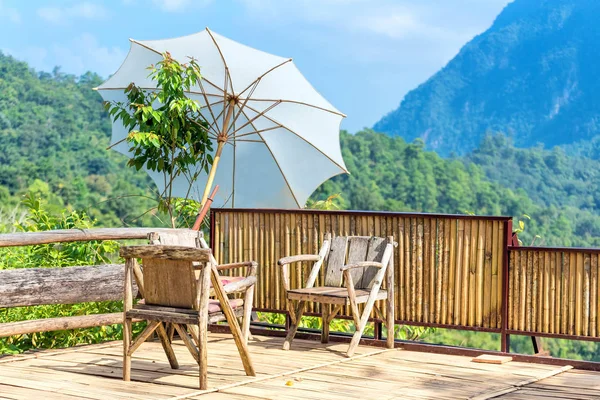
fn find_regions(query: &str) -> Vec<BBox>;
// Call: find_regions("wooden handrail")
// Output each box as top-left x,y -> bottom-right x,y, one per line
0,228 -> 189,248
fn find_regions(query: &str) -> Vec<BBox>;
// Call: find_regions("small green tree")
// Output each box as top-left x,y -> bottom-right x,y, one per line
104,52 -> 212,227
306,193 -> 344,210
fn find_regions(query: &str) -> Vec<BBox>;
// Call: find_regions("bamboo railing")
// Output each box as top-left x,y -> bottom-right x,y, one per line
210,209 -> 512,332
3,217 -> 599,355
508,247 -> 600,340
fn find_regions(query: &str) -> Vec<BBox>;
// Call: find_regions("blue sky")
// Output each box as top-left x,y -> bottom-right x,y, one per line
0,0 -> 510,131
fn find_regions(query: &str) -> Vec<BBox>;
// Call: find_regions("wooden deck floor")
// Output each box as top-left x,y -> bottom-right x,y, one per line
0,333 -> 598,400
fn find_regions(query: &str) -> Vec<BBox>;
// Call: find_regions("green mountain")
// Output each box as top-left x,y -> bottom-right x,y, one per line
0,52 -> 156,227
374,0 -> 600,156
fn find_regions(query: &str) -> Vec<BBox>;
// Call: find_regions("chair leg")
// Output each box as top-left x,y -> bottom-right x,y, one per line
386,299 -> 395,349
283,300 -> 307,350
167,323 -> 175,343
123,317 -> 132,381
321,304 -> 330,344
197,321 -> 208,390
347,301 -> 377,357
242,285 -> 255,343
156,322 -> 179,369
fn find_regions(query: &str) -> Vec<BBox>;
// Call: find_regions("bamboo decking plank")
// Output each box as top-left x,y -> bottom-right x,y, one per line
0,333 -> 596,400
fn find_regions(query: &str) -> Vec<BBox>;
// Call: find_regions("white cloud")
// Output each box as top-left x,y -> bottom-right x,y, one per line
37,2 -> 107,24
152,0 -> 212,12
359,9 -> 470,44
6,33 -> 126,78
0,0 -> 21,23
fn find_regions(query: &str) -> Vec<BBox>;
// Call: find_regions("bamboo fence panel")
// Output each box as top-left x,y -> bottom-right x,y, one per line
212,210 -> 509,330
508,248 -> 600,339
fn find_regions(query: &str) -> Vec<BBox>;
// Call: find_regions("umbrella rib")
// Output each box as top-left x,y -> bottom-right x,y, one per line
205,99 -> 226,108
197,80 -> 220,132
242,98 -> 346,117
237,108 -> 302,208
231,125 -> 282,139
207,107 -> 227,134
224,80 -> 260,137
206,28 -> 235,96
243,103 -> 348,173
230,101 -> 281,136
236,58 -> 293,98
96,87 -> 223,97
187,106 -> 220,138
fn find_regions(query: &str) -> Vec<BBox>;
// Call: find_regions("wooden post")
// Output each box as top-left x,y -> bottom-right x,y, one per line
321,304 -> 330,343
501,220 -> 512,353
531,336 -> 547,355
122,258 -> 134,381
386,239 -> 395,349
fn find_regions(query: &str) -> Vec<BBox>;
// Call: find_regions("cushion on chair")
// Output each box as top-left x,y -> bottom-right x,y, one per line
208,298 -> 244,314
214,276 -> 246,287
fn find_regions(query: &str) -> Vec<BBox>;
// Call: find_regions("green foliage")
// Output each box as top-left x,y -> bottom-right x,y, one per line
104,52 -> 212,227
374,0 -> 600,156
0,52 -> 161,228
424,329 -> 600,362
0,197 -> 143,355
466,134 -> 600,246
306,193 -> 344,210
311,130 -> 600,247
255,312 -> 433,341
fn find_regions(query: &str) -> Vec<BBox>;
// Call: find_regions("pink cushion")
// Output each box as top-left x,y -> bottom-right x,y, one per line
208,298 -> 244,314
210,276 -> 246,287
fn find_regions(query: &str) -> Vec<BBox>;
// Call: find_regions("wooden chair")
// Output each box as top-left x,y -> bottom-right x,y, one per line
120,245 -> 255,390
279,234 -> 395,357
147,229 -> 257,342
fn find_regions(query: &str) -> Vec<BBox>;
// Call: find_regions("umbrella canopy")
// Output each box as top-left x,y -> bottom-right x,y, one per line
97,28 -> 348,208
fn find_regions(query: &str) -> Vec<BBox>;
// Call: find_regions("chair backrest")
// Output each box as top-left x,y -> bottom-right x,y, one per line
121,245 -> 211,310
143,257 -> 199,309
148,229 -> 200,247
324,236 -> 391,290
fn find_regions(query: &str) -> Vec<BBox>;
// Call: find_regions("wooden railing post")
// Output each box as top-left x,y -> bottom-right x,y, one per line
501,219 -> 512,353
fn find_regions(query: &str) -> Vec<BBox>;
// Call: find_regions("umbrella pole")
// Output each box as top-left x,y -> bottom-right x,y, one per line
199,139 -> 224,208
199,99 -> 236,208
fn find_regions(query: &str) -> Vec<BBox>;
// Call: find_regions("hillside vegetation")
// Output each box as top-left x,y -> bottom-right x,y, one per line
0,52 -> 156,228
374,0 -> 600,156
315,130 -> 600,246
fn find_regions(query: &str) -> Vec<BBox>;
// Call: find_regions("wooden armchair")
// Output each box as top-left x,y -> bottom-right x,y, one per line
279,234 -> 395,357
120,245 -> 255,390
148,230 -> 257,342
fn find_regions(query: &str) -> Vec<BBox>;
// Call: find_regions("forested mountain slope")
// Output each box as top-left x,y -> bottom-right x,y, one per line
0,52 -> 155,227
315,130 -> 600,247
374,0 -> 600,156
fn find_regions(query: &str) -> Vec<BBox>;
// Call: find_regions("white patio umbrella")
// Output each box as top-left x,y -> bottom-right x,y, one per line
96,28 -> 348,208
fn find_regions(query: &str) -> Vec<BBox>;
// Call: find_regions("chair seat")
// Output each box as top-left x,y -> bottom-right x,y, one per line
287,286 -> 388,305
126,299 -> 245,325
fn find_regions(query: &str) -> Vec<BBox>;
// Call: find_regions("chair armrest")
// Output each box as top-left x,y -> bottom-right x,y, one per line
223,276 -> 257,294
278,254 -> 321,266
217,261 -> 257,278
341,261 -> 383,271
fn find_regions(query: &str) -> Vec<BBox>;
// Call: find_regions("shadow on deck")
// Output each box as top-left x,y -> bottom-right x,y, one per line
1,332 -> 598,400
